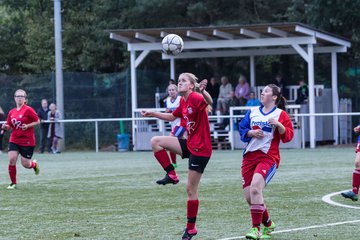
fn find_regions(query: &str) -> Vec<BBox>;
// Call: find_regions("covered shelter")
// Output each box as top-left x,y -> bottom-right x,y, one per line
109,22 -> 351,149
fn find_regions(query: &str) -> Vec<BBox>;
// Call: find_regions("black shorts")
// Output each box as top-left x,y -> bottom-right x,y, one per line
8,142 -> 34,159
178,139 -> 210,174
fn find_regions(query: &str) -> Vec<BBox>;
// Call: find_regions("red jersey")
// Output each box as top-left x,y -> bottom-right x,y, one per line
6,105 -> 39,146
172,92 -> 212,157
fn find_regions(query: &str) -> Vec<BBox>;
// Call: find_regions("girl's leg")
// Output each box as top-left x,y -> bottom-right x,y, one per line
243,186 -> 272,227
168,133 -> 177,166
8,151 -> 19,186
53,136 -> 59,152
151,136 -> 182,184
185,169 -> 202,235
248,173 -> 266,231
21,156 -> 40,175
352,152 -> 360,195
342,152 -> 360,201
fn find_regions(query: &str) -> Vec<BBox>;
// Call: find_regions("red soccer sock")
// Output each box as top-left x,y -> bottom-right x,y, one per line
262,208 -> 272,227
250,204 -> 265,230
8,165 -> 17,184
186,199 -> 199,231
31,161 -> 37,169
170,152 -> 177,164
154,149 -> 176,176
352,169 -> 360,194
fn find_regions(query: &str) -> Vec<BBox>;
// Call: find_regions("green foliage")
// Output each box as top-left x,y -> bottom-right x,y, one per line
0,0 -> 359,110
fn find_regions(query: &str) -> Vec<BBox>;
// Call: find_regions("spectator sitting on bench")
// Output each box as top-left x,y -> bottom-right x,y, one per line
246,91 -> 261,107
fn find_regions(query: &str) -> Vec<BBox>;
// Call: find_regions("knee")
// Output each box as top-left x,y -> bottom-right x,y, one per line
9,158 -> 17,165
355,160 -> 360,169
21,159 -> 30,168
249,185 -> 261,197
150,136 -> 160,149
186,185 -> 197,198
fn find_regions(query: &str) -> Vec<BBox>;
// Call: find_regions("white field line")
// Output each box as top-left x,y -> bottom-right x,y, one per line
322,190 -> 360,210
219,190 -> 360,240
218,219 -> 360,240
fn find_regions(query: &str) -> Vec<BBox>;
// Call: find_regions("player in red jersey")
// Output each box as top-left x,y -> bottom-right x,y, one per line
1,89 -> 40,189
239,84 -> 294,239
341,124 -> 360,201
141,73 -> 212,240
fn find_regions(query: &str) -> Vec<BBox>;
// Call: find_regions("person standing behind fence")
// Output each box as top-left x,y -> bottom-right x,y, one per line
47,103 -> 63,154
37,99 -> 50,153
341,124 -> 360,201
1,89 -> 40,190
0,106 -> 5,154
165,84 -> 186,168
239,84 -> 294,239
206,77 -> 220,114
295,80 -> 309,104
141,73 -> 212,240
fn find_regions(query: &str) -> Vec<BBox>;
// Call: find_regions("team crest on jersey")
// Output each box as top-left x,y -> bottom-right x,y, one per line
187,107 -> 193,114
19,115 -> 22,118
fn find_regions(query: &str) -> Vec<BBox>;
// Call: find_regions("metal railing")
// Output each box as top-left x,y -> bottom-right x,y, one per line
1,111 -> 359,152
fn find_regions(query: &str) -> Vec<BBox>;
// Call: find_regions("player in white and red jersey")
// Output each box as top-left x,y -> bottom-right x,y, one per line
141,73 -> 212,240
1,89 -> 40,190
165,84 -> 186,168
341,124 -> 360,201
239,84 -> 294,239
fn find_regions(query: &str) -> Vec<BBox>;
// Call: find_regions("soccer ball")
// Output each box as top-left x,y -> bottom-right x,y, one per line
161,34 -> 184,56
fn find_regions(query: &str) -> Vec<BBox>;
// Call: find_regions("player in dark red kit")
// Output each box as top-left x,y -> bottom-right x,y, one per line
141,73 -> 212,240
341,124 -> 360,201
1,89 -> 40,189
239,84 -> 294,239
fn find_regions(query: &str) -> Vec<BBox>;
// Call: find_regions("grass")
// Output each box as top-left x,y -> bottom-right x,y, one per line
0,147 -> 359,239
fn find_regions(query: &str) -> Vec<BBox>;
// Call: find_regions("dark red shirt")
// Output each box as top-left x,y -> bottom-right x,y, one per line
173,92 -> 212,157
7,105 -> 39,146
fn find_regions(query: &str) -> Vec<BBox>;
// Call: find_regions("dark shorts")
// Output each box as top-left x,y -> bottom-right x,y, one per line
8,142 -> 34,159
178,139 -> 210,174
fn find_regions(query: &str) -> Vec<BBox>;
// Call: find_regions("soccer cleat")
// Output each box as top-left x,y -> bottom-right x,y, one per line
7,183 -> 16,190
156,173 -> 179,185
33,160 -> 40,175
245,227 -> 261,239
341,191 -> 358,201
172,163 -> 178,169
261,221 -> 276,239
182,228 -> 197,240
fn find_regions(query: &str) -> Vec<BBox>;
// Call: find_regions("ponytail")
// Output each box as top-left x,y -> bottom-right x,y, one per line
266,84 -> 287,110
276,96 -> 287,110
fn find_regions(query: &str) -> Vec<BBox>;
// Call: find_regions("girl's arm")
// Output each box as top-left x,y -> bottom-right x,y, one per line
141,110 -> 176,121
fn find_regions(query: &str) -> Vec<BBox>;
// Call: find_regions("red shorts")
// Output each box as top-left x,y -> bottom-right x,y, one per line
241,150 -> 277,188
356,142 -> 360,153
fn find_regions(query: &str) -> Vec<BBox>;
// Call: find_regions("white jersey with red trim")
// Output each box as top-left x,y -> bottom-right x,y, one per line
165,95 -> 181,129
239,106 -> 294,166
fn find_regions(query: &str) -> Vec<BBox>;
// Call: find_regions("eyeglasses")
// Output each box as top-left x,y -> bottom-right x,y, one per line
14,96 -> 26,98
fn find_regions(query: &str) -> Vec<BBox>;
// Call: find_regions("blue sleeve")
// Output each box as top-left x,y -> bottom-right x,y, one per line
239,110 -> 252,142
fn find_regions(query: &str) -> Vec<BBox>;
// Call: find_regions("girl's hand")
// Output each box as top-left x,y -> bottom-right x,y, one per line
141,110 -> 152,117
2,123 -> 10,131
21,124 -> 28,130
199,79 -> 208,92
248,129 -> 264,139
268,118 -> 279,127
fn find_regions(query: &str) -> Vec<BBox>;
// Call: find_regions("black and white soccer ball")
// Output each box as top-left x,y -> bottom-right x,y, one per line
161,34 -> 184,56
